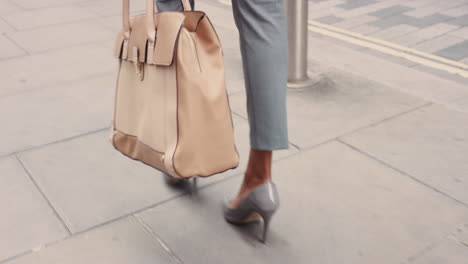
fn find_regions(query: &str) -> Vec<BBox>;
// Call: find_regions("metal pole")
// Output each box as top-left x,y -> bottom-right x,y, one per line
287,0 -> 315,88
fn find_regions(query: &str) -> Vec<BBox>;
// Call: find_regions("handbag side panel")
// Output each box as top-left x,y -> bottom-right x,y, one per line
172,15 -> 240,178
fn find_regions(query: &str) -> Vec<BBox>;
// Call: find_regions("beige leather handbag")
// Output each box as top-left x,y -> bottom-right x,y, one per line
111,0 -> 239,179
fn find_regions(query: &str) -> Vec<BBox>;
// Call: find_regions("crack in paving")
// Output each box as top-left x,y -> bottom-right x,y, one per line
0,126 -> 110,159
14,154 -> 73,236
134,216 -> 184,264
338,138 -> 468,210
405,241 -> 438,263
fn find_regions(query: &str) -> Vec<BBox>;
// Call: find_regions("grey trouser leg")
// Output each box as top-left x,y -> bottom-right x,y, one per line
231,0 -> 288,150
156,0 -> 194,11
156,0 -> 289,151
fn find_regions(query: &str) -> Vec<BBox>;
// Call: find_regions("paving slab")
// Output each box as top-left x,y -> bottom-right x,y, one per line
410,13 -> 454,28
391,23 -> 459,47
331,15 -> 377,29
306,34 -> 468,103
195,0 -> 237,30
391,32 -> 426,46
10,0 -> 88,9
137,141 -> 468,264
307,30 -> 371,53
359,47 -> 417,67
409,64 -> 468,88
223,55 -> 244,93
432,0 -> 468,9
0,19 -> 15,34
3,5 -> 97,30
413,34 -> 465,53
0,34 -> 25,59
0,2 -> 21,16
436,40 -> 468,60
369,14 -> 415,29
8,20 -> 115,53
342,104 -> 468,205
441,4 -> 468,17
370,13 -> 451,30
451,95 -> 468,113
95,15 -> 121,32
0,156 -> 68,262
453,224 -> 468,244
337,0 -> 378,11
224,72 -> 243,95
401,0 -> 440,8
0,74 -> 115,156
410,237 -> 468,264
316,15 -> 344,25
405,5 -> 446,18
448,14 -> 468,27
338,1 -> 397,19
228,68 -> 427,149
351,24 -> 380,35
309,7 -> 344,20
410,23 -> 460,40
370,24 -> 418,40
78,0 -> 146,17
0,42 -> 115,97
449,26 -> 468,39
309,0 -> 345,11
16,131 -> 187,233
369,5 -> 412,18
5,217 -> 177,264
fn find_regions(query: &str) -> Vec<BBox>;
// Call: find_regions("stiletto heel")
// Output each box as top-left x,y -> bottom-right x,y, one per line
259,210 -> 274,243
223,181 -> 279,243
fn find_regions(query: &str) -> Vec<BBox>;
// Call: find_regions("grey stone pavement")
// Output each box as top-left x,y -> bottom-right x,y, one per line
309,0 -> 468,63
1,0 -> 468,263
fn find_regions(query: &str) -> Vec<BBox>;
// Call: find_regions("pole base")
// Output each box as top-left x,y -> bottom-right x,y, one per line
287,76 -> 318,89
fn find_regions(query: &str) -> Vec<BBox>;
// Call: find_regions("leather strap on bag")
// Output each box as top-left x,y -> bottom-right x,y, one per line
122,0 -> 191,41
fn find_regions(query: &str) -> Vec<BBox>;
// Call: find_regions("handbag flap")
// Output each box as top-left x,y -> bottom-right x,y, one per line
114,12 -> 202,66
153,12 -> 185,66
114,15 -> 148,62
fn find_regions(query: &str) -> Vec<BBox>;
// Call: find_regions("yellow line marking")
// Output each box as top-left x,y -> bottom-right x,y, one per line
309,20 -> 468,71
308,24 -> 468,78
218,0 -> 231,6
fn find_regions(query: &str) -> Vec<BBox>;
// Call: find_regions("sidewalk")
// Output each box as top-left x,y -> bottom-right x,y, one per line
1,0 -> 468,263
309,0 -> 468,63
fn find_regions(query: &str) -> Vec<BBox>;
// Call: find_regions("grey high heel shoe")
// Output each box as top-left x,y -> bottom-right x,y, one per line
223,181 -> 279,243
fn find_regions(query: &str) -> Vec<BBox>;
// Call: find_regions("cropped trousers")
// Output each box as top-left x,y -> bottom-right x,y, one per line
157,0 -> 289,150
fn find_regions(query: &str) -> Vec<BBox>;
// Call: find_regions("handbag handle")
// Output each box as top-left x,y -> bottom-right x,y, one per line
122,0 -> 191,41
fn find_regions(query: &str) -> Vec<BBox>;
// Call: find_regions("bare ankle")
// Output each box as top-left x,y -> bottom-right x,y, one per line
240,148 -> 273,192
243,171 -> 270,189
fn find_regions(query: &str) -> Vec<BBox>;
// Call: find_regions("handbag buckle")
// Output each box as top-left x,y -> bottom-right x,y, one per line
132,46 -> 144,81
134,61 -> 144,81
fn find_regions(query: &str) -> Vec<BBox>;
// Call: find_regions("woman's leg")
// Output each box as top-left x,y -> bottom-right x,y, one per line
156,0 -> 287,151
229,0 -> 288,208
229,149 -> 272,208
